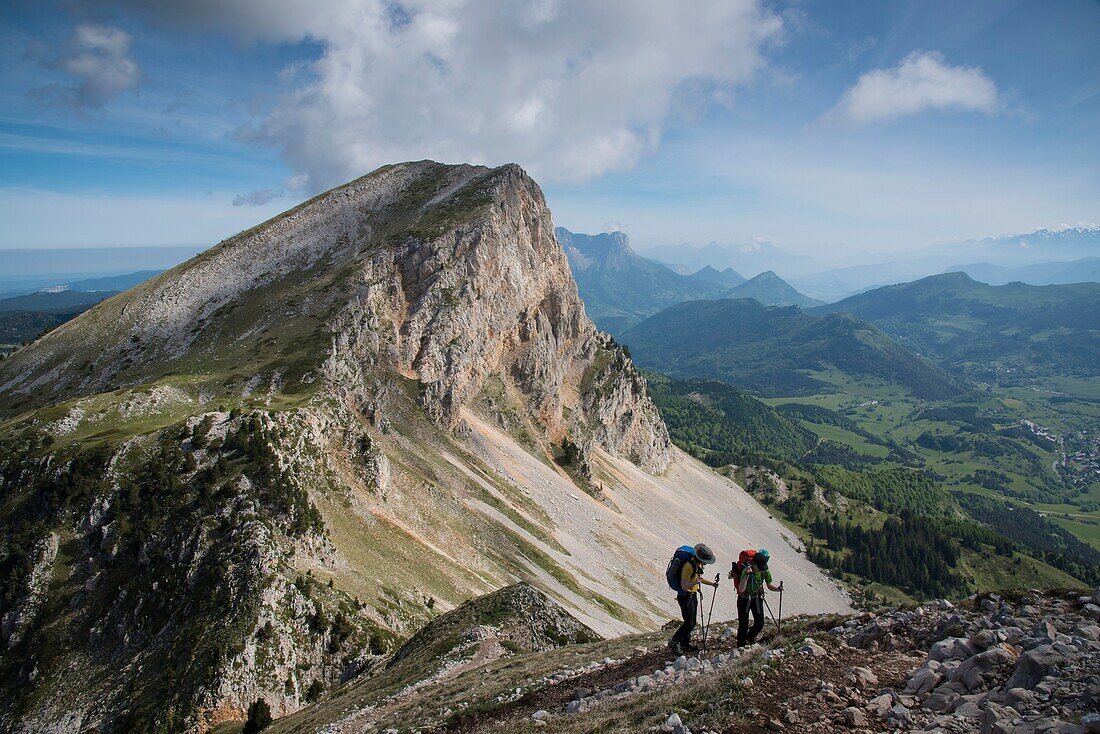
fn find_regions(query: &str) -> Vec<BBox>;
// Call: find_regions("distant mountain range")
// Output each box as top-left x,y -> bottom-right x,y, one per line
0,290 -> 117,346
944,257 -> 1100,286
0,271 -> 161,346
811,272 -> 1100,380
791,226 -> 1100,300
0,270 -> 163,299
557,228 -> 820,331
621,297 -> 960,399
957,225 -> 1100,263
556,227 -> 738,333
0,290 -> 116,315
0,247 -> 196,292
639,240 -> 818,279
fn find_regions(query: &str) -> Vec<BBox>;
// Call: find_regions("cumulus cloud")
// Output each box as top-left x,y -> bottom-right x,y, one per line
835,51 -> 1000,123
32,24 -> 141,110
117,0 -> 782,188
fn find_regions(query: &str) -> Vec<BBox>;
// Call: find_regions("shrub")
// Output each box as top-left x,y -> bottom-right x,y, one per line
305,679 -> 325,703
243,699 -> 272,733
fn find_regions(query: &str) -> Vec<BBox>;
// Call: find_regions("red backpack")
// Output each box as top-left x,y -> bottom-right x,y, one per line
731,549 -> 757,586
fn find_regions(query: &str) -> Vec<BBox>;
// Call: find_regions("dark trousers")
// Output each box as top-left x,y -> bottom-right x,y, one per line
737,594 -> 765,647
673,592 -> 698,645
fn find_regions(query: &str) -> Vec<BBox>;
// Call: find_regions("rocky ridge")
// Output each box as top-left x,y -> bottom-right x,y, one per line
823,588 -> 1100,734
397,586 -> 1099,734
642,588 -> 1100,734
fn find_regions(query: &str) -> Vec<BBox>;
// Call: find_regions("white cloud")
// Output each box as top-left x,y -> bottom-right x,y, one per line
232,188 -> 284,206
32,25 -> 141,110
121,0 -> 782,188
835,51 -> 999,123
283,173 -> 310,192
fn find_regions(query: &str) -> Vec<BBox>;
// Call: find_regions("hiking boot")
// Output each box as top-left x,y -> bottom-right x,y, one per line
683,642 -> 700,653
667,639 -> 682,655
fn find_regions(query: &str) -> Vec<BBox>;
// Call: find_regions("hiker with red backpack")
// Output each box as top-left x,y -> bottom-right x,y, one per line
665,543 -> 719,654
729,548 -> 783,647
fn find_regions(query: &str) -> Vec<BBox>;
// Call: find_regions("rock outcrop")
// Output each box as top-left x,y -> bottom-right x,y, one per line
816,589 -> 1100,733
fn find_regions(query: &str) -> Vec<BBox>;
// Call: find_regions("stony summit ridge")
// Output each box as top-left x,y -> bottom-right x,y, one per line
0,161 -> 850,733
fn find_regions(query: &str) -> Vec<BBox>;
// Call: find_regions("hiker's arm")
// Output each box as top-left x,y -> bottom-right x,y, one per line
737,573 -> 749,595
701,576 -> 719,588
680,563 -> 699,593
767,582 -> 782,592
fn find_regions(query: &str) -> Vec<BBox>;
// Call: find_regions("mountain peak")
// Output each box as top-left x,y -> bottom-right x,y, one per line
0,160 -> 671,472
725,270 -> 822,308
747,270 -> 780,281
689,265 -> 745,287
932,270 -> 977,284
555,227 -> 634,264
555,228 -> 747,332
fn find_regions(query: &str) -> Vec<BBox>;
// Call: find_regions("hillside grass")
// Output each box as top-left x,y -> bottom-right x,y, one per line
1045,516 -> 1100,551
798,421 -> 889,458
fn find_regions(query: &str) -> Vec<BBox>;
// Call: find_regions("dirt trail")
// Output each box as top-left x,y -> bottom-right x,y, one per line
446,631 -> 752,732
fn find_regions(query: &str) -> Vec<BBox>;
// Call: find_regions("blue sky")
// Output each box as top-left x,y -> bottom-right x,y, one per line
0,0 -> 1097,261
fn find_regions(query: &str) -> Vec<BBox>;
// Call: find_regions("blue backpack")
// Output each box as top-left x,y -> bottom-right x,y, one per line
665,545 -> 696,593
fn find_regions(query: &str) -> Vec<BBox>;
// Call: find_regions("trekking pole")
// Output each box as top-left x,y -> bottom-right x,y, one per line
702,573 -> 719,654
696,589 -> 704,650
762,594 -> 780,633
778,584 -> 784,633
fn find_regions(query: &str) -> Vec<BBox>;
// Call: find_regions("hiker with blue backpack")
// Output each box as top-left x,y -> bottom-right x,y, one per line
665,543 -> 719,654
730,548 -> 783,647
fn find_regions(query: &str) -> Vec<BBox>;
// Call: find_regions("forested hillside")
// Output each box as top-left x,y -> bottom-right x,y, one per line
644,373 -> 817,465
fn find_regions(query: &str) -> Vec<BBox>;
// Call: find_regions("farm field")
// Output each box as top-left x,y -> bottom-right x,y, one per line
765,372 -> 1100,550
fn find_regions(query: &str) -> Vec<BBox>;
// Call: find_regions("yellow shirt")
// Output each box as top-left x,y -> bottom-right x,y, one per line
680,561 -> 701,594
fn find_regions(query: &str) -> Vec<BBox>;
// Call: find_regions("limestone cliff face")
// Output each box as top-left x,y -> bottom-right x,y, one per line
318,163 -> 670,472
0,161 -> 669,472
